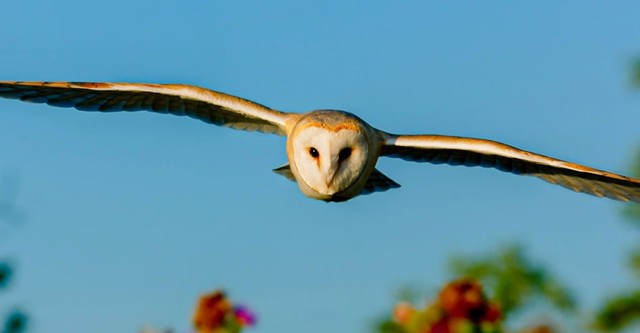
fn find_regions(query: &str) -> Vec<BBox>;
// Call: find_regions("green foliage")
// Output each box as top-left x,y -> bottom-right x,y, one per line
632,57 -> 640,88
0,263 -> 11,289
0,278 -> 27,333
593,291 -> 640,332
591,138 -> 640,331
377,320 -> 407,333
2,311 -> 27,333
623,148 -> 640,224
449,245 -> 575,318
0,174 -> 27,333
0,269 -> 26,333
629,250 -> 640,279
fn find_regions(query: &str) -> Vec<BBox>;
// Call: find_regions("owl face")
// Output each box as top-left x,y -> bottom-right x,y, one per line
288,111 -> 372,200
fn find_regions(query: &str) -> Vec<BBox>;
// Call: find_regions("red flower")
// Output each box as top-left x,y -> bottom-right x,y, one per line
482,303 -> 502,323
428,319 -> 451,333
438,279 -> 500,323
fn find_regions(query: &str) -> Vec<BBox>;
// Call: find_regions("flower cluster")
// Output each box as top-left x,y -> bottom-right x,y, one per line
193,290 -> 256,333
392,279 -> 502,333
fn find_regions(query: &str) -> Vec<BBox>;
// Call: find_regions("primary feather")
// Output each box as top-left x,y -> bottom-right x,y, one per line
381,134 -> 640,202
0,81 -> 289,135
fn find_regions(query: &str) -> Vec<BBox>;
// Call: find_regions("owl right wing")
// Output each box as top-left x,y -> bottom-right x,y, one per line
0,81 -> 291,135
380,134 -> 640,203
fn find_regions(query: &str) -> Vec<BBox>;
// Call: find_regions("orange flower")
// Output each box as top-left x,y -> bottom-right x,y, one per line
193,291 -> 233,333
393,302 -> 416,324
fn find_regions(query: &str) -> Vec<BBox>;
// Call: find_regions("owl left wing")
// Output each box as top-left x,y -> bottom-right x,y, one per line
380,134 -> 640,203
0,81 -> 290,135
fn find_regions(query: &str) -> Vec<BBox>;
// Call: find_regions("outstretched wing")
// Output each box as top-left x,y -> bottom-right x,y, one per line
0,81 -> 290,135
381,134 -> 640,203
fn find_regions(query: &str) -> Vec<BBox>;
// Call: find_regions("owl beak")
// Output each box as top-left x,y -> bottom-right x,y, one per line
325,172 -> 336,188
323,158 -> 340,188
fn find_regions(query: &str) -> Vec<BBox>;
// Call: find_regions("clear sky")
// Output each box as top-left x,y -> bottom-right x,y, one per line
1,1 -> 640,333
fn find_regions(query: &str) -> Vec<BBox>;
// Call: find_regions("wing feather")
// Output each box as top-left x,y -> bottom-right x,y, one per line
381,134 -> 640,203
0,81 -> 290,135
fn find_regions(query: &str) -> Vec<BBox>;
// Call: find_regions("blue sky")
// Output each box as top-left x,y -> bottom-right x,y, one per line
1,1 -> 640,332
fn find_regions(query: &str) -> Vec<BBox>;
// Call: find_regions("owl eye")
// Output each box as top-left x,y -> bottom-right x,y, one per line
309,147 -> 319,158
339,147 -> 352,160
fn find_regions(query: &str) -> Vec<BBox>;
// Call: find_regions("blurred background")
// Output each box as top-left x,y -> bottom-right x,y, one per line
0,1 -> 639,332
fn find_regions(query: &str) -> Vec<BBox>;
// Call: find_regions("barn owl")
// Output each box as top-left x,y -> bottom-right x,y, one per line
0,81 -> 639,203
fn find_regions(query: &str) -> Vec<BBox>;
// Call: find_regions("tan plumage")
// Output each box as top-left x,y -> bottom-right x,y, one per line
0,80 -> 639,203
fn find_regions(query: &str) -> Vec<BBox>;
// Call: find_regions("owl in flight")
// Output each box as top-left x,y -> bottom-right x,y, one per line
0,81 -> 639,203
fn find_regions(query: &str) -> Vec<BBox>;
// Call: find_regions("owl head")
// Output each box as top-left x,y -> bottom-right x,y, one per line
287,110 -> 377,201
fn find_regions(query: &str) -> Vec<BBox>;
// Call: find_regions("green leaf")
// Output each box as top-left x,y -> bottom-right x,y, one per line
2,310 -> 27,333
628,249 -> 640,279
593,290 -> 640,332
377,320 -> 407,333
632,57 -> 640,88
0,263 -> 11,290
623,148 -> 640,226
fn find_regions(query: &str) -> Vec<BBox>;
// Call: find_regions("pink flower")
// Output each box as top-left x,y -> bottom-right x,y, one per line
234,305 -> 256,327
